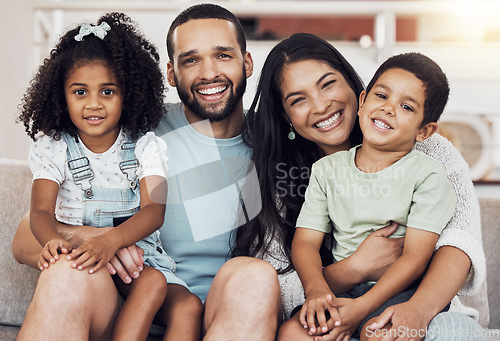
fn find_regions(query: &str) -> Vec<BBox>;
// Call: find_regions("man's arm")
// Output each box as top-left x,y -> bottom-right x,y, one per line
12,212 -> 143,283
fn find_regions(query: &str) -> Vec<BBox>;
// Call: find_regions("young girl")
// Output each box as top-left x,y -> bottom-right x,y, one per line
17,12 -> 199,341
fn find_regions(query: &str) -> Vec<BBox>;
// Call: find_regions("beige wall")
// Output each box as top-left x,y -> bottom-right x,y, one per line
1,0 -> 34,160
2,1 -> 500,179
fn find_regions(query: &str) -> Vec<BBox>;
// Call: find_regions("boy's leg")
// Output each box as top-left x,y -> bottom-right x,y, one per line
113,265 -> 167,341
153,284 -> 203,341
203,257 -> 282,341
17,258 -> 119,341
277,312 -> 315,341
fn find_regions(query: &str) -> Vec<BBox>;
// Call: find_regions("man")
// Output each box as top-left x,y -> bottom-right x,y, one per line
12,4 -> 280,340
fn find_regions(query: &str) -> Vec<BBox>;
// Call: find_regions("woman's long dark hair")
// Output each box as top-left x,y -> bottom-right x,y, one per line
232,33 -> 364,272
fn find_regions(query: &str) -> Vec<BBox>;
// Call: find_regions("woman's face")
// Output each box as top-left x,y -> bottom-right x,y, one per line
280,59 -> 358,155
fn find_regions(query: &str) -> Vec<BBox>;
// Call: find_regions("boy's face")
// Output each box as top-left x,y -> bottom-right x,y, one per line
358,67 -> 434,153
166,18 -> 253,123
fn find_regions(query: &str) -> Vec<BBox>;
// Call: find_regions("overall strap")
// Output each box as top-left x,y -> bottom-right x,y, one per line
62,133 -> 95,199
119,133 -> 139,190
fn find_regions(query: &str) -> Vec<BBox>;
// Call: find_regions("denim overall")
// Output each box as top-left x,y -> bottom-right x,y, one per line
62,133 -> 175,275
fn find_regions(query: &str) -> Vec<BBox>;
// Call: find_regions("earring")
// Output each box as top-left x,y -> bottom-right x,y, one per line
288,123 -> 296,140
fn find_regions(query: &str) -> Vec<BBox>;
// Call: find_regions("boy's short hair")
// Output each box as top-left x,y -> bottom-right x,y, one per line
166,3 -> 247,61
365,52 -> 449,126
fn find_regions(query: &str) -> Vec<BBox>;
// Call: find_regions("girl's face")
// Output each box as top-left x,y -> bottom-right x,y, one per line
280,59 -> 358,155
64,60 -> 123,153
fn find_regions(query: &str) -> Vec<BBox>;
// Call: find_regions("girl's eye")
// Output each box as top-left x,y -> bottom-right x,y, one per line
74,89 -> 86,96
102,89 -> 114,96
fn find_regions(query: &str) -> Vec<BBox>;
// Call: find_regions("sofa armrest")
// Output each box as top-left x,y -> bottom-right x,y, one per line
0,158 -> 39,327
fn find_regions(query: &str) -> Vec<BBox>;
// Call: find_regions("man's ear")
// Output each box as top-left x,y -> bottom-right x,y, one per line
416,122 -> 438,142
244,51 -> 254,79
166,61 -> 176,87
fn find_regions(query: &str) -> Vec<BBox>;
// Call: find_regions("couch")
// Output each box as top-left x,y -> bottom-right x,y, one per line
1,157 -> 499,340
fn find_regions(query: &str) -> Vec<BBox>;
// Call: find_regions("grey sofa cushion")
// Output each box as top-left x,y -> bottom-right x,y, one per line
0,158 -> 39,327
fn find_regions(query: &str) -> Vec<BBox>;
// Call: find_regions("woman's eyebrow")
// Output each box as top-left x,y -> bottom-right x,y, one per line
285,72 -> 337,101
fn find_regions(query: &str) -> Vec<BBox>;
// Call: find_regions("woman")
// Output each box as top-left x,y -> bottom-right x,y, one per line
234,33 -> 486,340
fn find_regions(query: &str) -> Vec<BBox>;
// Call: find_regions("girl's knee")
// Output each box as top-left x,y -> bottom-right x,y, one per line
180,293 -> 203,317
132,267 -> 167,300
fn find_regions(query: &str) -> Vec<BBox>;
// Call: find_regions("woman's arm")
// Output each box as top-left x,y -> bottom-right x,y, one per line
415,134 -> 485,295
323,222 -> 403,294
357,228 -> 439,314
369,246 -> 470,341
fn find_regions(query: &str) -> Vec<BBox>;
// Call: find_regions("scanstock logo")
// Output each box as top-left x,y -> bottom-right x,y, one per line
159,119 -> 262,242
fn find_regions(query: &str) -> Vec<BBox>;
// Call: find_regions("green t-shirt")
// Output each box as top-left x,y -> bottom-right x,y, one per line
296,146 -> 456,262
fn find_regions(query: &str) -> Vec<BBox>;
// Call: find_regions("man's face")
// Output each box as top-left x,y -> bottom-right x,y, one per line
167,19 -> 253,122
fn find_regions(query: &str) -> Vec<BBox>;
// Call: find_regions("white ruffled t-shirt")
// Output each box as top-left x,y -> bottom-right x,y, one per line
28,130 -> 168,225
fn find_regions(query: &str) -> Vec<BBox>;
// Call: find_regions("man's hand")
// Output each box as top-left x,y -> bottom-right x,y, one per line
107,244 -> 145,284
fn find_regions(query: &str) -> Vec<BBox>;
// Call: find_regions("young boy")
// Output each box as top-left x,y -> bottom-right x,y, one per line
292,52 -> 456,340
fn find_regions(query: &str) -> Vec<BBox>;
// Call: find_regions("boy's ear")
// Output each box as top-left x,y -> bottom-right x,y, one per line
166,61 -> 177,87
416,122 -> 438,142
358,90 -> 367,116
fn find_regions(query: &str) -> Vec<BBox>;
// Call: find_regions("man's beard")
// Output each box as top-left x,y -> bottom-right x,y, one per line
175,68 -> 246,123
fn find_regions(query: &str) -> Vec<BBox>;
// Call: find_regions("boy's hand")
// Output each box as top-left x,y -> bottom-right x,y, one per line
316,296 -> 368,341
67,234 -> 117,274
300,291 -> 341,336
38,238 -> 72,271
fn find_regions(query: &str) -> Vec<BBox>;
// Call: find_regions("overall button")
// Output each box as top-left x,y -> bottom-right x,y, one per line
156,246 -> 163,254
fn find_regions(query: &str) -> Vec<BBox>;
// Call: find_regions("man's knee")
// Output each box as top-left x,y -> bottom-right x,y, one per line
36,259 -> 116,307
218,257 -> 279,287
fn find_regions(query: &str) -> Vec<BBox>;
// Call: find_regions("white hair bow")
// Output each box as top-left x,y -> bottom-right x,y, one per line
74,22 -> 111,42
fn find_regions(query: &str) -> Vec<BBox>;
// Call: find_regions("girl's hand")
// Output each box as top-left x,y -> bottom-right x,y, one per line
38,238 -> 72,271
67,234 -> 117,274
300,291 -> 341,336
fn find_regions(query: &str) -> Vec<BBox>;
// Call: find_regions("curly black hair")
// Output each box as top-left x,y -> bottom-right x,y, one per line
18,12 -> 166,141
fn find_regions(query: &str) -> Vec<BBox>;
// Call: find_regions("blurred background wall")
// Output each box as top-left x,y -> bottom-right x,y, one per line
1,0 -> 499,195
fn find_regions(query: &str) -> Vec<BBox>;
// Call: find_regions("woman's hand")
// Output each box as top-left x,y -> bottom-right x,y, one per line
368,301 -> 432,341
38,238 -> 72,270
350,222 -> 404,282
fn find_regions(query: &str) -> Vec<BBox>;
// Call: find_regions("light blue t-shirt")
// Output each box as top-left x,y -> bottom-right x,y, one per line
155,103 -> 259,301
